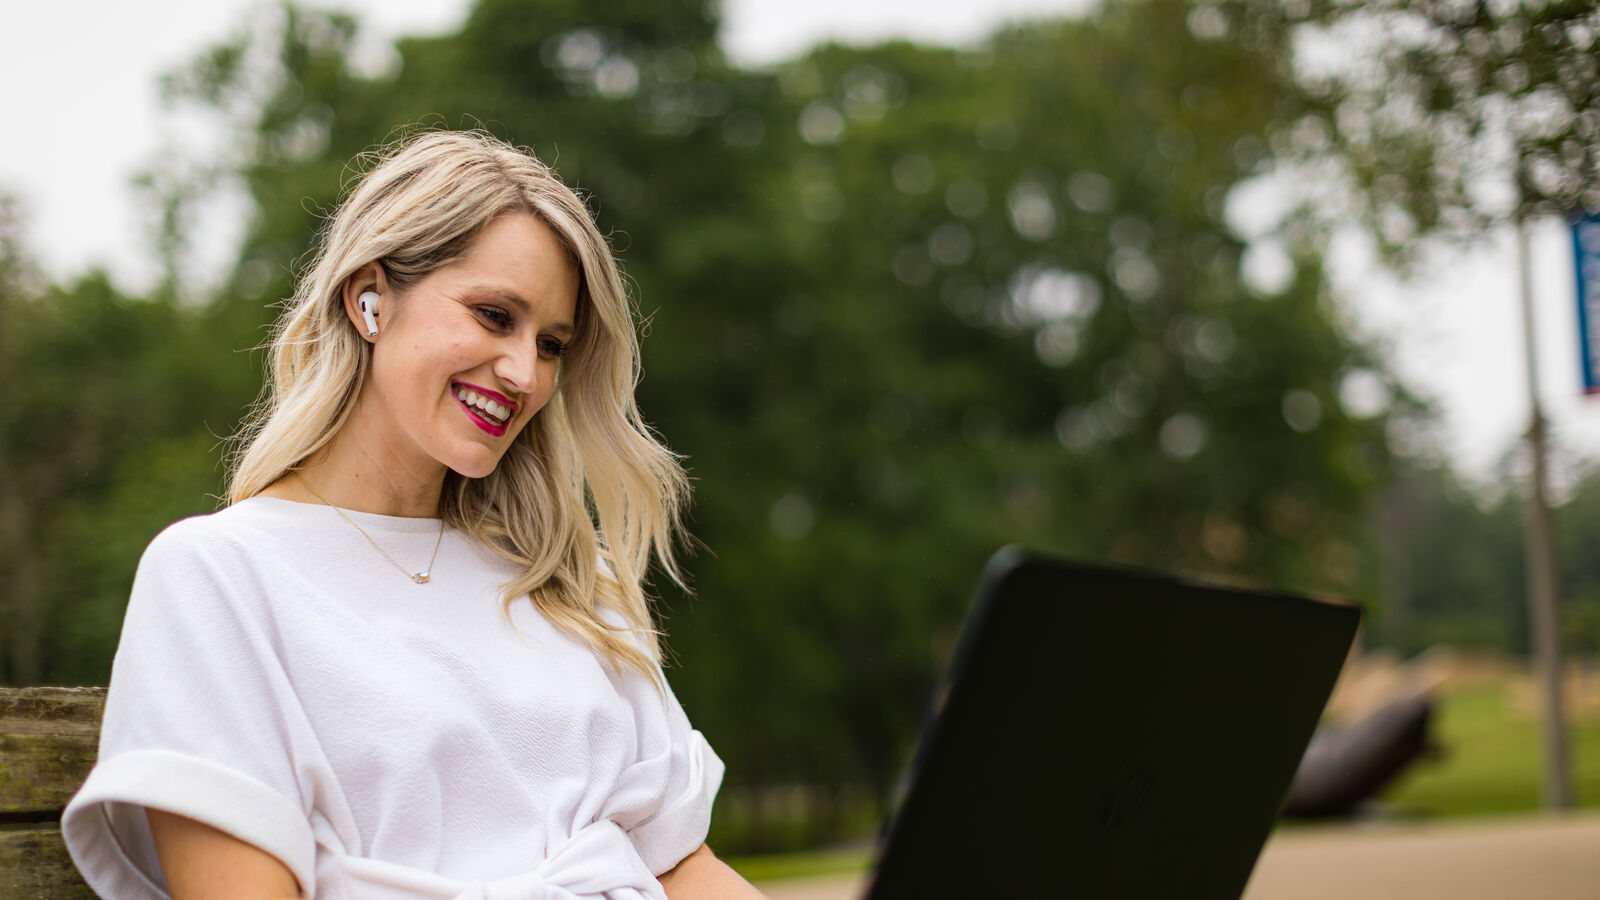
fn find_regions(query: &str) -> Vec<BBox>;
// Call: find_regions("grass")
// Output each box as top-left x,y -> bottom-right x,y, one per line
1381,682 -> 1600,817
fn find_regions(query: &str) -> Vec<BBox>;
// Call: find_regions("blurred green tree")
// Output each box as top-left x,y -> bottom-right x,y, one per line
0,198 -> 248,683
1372,459 -> 1600,661
1266,0 -> 1600,263
9,0 -> 1422,850
1269,0 -> 1600,811
1554,466 -> 1600,658
1372,464 -> 1529,653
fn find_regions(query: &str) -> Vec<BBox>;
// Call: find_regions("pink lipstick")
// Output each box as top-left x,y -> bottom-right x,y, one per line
451,380 -> 519,437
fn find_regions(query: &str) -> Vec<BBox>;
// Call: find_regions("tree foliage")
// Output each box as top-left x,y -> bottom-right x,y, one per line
0,199 -> 250,684
1374,460 -> 1600,660
1270,0 -> 1600,264
0,0 -> 1451,851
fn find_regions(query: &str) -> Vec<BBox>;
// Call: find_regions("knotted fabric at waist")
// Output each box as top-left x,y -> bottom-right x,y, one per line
337,818 -> 665,900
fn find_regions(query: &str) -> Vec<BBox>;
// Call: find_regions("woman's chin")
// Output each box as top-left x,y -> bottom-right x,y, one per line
447,451 -> 504,481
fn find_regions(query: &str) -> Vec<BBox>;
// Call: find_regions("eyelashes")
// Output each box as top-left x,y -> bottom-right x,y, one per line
477,306 -> 514,330
478,306 -> 566,358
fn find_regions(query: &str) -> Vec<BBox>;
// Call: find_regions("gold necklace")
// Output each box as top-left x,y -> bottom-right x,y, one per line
297,474 -> 445,584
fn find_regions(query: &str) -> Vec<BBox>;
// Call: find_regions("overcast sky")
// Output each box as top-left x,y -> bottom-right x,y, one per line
4,0 -> 1598,487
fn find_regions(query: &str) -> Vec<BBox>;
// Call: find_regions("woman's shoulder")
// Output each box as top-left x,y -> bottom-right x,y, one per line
139,497 -> 320,582
116,500 -> 316,640
148,496 -> 287,548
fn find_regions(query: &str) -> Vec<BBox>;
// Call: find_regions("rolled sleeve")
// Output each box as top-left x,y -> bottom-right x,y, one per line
626,678 -> 725,876
62,519 -> 324,898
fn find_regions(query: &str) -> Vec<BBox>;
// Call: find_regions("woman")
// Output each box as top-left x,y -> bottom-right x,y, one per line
63,130 -> 763,899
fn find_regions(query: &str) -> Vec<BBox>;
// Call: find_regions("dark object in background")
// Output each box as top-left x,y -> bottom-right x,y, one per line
1281,694 -> 1436,818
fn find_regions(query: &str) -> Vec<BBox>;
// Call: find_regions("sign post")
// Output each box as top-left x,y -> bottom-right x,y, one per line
1516,205 -> 1571,811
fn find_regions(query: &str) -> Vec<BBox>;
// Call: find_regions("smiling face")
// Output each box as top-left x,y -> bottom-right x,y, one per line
347,212 -> 581,482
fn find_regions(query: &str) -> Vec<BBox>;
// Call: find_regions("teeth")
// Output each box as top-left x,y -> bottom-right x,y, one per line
455,386 -> 509,425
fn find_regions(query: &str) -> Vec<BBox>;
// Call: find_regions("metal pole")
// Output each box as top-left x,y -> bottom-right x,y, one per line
1513,205 -> 1575,810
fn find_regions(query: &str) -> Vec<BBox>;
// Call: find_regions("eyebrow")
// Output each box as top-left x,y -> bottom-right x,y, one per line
470,285 -> 575,338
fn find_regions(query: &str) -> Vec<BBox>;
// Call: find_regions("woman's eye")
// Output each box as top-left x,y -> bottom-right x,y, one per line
477,307 -> 514,330
538,336 -> 567,358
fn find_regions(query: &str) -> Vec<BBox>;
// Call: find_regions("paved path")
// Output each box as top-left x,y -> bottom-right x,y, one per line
1242,813 -> 1600,899
754,813 -> 1600,899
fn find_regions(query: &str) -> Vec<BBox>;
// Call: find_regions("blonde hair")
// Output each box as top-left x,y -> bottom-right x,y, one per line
228,129 -> 690,677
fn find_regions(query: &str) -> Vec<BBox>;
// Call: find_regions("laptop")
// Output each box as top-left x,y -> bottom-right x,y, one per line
864,547 -> 1360,899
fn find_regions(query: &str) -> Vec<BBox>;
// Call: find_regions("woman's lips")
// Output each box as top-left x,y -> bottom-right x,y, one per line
456,396 -> 508,436
451,381 -> 516,436
455,381 -> 518,411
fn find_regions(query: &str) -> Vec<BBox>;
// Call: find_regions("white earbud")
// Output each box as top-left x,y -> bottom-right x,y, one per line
358,290 -> 380,336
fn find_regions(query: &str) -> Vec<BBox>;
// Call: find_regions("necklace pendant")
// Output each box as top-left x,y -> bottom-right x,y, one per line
412,572 -> 431,584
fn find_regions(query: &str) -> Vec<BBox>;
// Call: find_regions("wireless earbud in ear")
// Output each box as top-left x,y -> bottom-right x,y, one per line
358,291 -> 380,336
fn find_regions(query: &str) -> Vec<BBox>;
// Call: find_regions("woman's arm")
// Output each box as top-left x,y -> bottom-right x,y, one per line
149,811 -> 753,900
658,843 -> 767,899
147,809 -> 302,900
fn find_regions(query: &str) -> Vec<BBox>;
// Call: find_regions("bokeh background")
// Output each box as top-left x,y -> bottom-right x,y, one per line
3,0 -> 1599,866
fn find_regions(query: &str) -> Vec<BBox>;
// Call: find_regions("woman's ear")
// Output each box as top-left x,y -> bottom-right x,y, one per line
340,263 -> 390,342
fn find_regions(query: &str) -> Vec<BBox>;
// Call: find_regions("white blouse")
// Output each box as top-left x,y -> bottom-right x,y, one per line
63,497 -> 723,900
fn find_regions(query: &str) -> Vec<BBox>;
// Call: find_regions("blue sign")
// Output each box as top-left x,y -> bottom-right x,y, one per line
1574,213 -> 1600,394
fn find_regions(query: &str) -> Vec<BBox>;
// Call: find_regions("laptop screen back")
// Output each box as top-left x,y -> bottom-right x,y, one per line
867,549 -> 1360,899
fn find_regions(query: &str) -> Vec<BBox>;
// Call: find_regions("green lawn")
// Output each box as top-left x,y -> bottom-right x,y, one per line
1382,683 -> 1600,817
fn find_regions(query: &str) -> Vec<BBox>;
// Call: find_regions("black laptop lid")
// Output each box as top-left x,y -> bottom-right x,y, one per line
867,548 -> 1360,899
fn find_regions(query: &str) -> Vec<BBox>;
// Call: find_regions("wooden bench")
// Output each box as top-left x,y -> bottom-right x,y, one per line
1,686 -> 104,898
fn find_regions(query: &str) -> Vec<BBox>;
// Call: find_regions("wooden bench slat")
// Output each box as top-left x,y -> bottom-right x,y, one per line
0,688 -> 106,818
0,827 -> 96,898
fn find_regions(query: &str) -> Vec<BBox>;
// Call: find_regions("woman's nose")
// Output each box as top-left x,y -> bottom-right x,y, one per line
494,340 -> 539,395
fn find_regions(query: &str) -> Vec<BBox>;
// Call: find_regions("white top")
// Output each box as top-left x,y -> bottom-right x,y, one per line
62,497 -> 723,900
